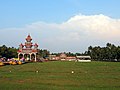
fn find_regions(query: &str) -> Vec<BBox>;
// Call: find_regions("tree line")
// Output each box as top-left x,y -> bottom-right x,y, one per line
51,52 -> 83,57
0,43 -> 120,61
0,45 -> 50,59
86,43 -> 120,61
37,49 -> 50,58
0,45 -> 18,58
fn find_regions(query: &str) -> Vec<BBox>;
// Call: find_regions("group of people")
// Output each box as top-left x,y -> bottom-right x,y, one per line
0,57 -> 8,62
0,57 -> 25,65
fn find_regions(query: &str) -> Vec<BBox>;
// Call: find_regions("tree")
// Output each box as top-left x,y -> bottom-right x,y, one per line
86,43 -> 120,62
0,45 -> 18,58
37,49 -> 50,58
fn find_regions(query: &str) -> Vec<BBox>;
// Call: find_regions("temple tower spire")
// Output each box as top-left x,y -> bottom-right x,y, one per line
17,34 -> 38,62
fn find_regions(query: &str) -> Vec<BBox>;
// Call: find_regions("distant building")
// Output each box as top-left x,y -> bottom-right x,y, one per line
49,53 -> 76,61
59,53 -> 67,60
66,57 -> 76,61
17,34 -> 38,62
49,55 -> 60,61
76,56 -> 91,62
48,53 -> 91,62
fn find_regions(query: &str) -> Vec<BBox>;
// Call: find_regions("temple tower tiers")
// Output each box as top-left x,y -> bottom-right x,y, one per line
17,34 -> 38,62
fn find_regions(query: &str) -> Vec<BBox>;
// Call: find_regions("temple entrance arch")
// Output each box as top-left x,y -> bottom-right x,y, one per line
18,53 -> 24,60
31,53 -> 35,61
24,54 -> 30,61
17,34 -> 38,62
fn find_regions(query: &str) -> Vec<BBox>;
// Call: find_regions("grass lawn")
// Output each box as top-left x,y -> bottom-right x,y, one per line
0,61 -> 120,90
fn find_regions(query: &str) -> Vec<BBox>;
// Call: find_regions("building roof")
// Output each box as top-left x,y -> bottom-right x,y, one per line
19,43 -> 24,47
66,57 -> 76,59
76,56 -> 91,58
26,34 -> 32,42
59,53 -> 67,58
34,43 -> 38,47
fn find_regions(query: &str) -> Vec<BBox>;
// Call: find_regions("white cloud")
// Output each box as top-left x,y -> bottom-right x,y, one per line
0,14 -> 120,52
63,14 -> 120,38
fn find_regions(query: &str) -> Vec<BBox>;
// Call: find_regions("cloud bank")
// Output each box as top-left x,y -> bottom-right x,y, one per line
0,14 -> 120,52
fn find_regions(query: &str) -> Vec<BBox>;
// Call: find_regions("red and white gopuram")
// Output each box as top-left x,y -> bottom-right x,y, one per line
17,34 -> 38,62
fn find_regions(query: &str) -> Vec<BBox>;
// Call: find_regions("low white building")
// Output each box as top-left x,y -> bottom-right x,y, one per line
76,56 -> 91,62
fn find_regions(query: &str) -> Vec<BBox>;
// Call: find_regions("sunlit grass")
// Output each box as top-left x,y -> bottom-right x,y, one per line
0,61 -> 120,90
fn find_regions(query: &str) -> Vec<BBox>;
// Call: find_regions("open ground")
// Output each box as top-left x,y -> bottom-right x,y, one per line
0,61 -> 120,90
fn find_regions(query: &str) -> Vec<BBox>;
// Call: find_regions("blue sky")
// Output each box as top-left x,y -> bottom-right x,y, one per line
0,0 -> 120,28
0,0 -> 120,53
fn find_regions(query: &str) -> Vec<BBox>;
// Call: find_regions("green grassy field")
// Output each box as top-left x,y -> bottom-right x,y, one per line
0,61 -> 120,90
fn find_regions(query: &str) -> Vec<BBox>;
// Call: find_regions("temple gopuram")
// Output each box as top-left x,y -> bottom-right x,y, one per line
17,34 -> 38,62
